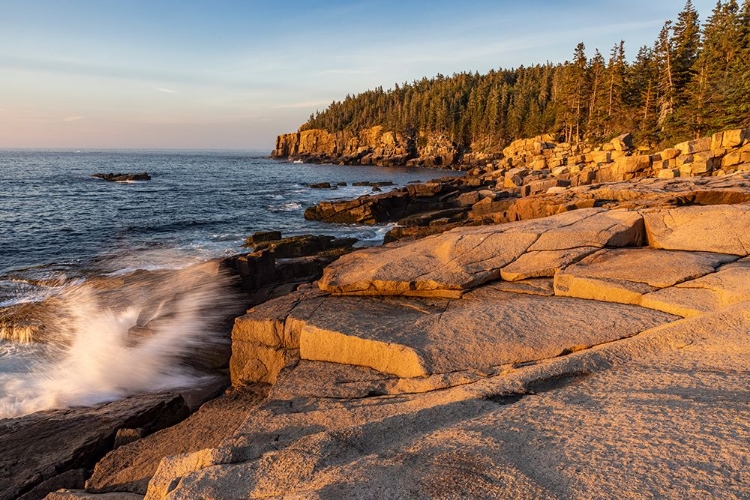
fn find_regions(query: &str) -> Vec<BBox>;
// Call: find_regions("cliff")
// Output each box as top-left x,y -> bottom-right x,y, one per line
272,126 -> 460,168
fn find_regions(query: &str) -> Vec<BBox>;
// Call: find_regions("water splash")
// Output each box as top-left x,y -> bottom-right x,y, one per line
0,262 -> 237,418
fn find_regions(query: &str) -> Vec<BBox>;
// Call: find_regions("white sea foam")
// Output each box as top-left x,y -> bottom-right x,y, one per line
0,262 -> 235,418
268,202 -> 302,212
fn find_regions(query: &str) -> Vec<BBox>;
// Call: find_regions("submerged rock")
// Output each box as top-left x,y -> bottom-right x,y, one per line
92,173 -> 151,182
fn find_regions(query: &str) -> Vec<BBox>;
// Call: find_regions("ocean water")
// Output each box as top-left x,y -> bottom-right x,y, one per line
0,149 -> 460,417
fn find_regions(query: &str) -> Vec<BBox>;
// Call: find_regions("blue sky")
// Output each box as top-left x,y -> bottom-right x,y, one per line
0,0 -> 718,150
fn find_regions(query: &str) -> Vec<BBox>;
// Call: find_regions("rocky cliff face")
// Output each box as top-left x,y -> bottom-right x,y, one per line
272,126 -> 413,167
272,126 -> 461,168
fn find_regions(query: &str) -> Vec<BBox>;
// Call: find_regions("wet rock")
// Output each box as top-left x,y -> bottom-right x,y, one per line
251,235 -> 357,258
16,469 -> 87,500
307,182 -> 332,189
352,181 -> 394,187
244,231 -> 281,246
0,393 -> 189,500
92,173 -> 151,182
304,181 -> 460,225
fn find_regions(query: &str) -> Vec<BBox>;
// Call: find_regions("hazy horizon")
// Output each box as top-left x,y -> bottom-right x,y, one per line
1,0 -> 718,150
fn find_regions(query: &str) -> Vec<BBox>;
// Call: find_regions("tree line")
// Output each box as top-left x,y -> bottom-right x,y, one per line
301,1 -> 749,149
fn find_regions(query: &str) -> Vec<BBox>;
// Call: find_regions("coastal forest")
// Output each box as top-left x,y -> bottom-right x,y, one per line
302,0 -> 750,149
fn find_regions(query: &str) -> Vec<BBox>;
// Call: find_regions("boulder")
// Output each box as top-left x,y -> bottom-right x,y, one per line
611,155 -> 651,179
674,137 -> 711,155
307,182 -> 332,189
250,235 -> 357,258
244,231 -> 281,246
610,133 -> 633,152
92,173 -> 151,182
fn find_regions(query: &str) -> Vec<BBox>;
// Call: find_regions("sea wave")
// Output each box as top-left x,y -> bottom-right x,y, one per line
0,262 -> 236,418
268,202 -> 302,212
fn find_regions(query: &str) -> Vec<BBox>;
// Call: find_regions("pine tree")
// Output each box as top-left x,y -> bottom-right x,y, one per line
299,1 -> 746,151
655,21 -> 676,131
672,0 -> 702,95
722,0 -> 750,127
586,49 -> 606,139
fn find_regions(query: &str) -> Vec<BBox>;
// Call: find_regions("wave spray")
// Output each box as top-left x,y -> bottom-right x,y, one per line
0,261 -> 238,418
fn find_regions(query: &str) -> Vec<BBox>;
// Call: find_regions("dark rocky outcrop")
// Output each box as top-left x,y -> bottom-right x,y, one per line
92,173 -> 151,182
222,233 -> 358,298
0,392 -> 190,500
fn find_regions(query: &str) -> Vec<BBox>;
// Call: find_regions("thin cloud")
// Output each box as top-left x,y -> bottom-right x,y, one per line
278,100 -> 331,109
63,116 -> 84,122
317,69 -> 375,76
156,87 -> 179,94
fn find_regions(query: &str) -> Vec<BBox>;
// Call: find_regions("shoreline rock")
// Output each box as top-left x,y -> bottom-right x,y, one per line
0,392 -> 191,500
95,198 -> 750,499
301,128 -> 750,243
8,128 -> 750,499
92,173 -> 151,182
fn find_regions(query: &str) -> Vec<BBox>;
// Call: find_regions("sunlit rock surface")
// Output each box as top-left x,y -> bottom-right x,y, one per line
47,188 -> 750,500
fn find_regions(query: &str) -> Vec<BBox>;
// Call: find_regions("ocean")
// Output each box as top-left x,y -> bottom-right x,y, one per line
0,149 -> 460,417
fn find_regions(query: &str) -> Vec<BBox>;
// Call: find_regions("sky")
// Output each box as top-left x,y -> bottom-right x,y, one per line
0,0 -> 720,151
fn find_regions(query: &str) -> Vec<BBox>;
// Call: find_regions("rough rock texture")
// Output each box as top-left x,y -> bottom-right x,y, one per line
143,305 -> 750,499
56,201 -> 750,499
554,249 -> 737,306
296,292 -> 673,377
0,393 -> 189,500
641,257 -> 750,317
86,388 -> 266,495
643,203 -> 750,255
319,208 -> 643,296
47,491 -> 142,500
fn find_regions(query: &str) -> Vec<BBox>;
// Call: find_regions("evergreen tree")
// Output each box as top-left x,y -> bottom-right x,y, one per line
605,41 -> 627,136
587,49 -> 607,140
300,2 -> 747,151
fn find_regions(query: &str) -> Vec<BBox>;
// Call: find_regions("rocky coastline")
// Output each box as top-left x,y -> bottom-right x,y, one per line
3,127 -> 750,499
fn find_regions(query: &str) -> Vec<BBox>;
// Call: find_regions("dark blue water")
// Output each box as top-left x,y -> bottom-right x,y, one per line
0,149 -> 459,305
